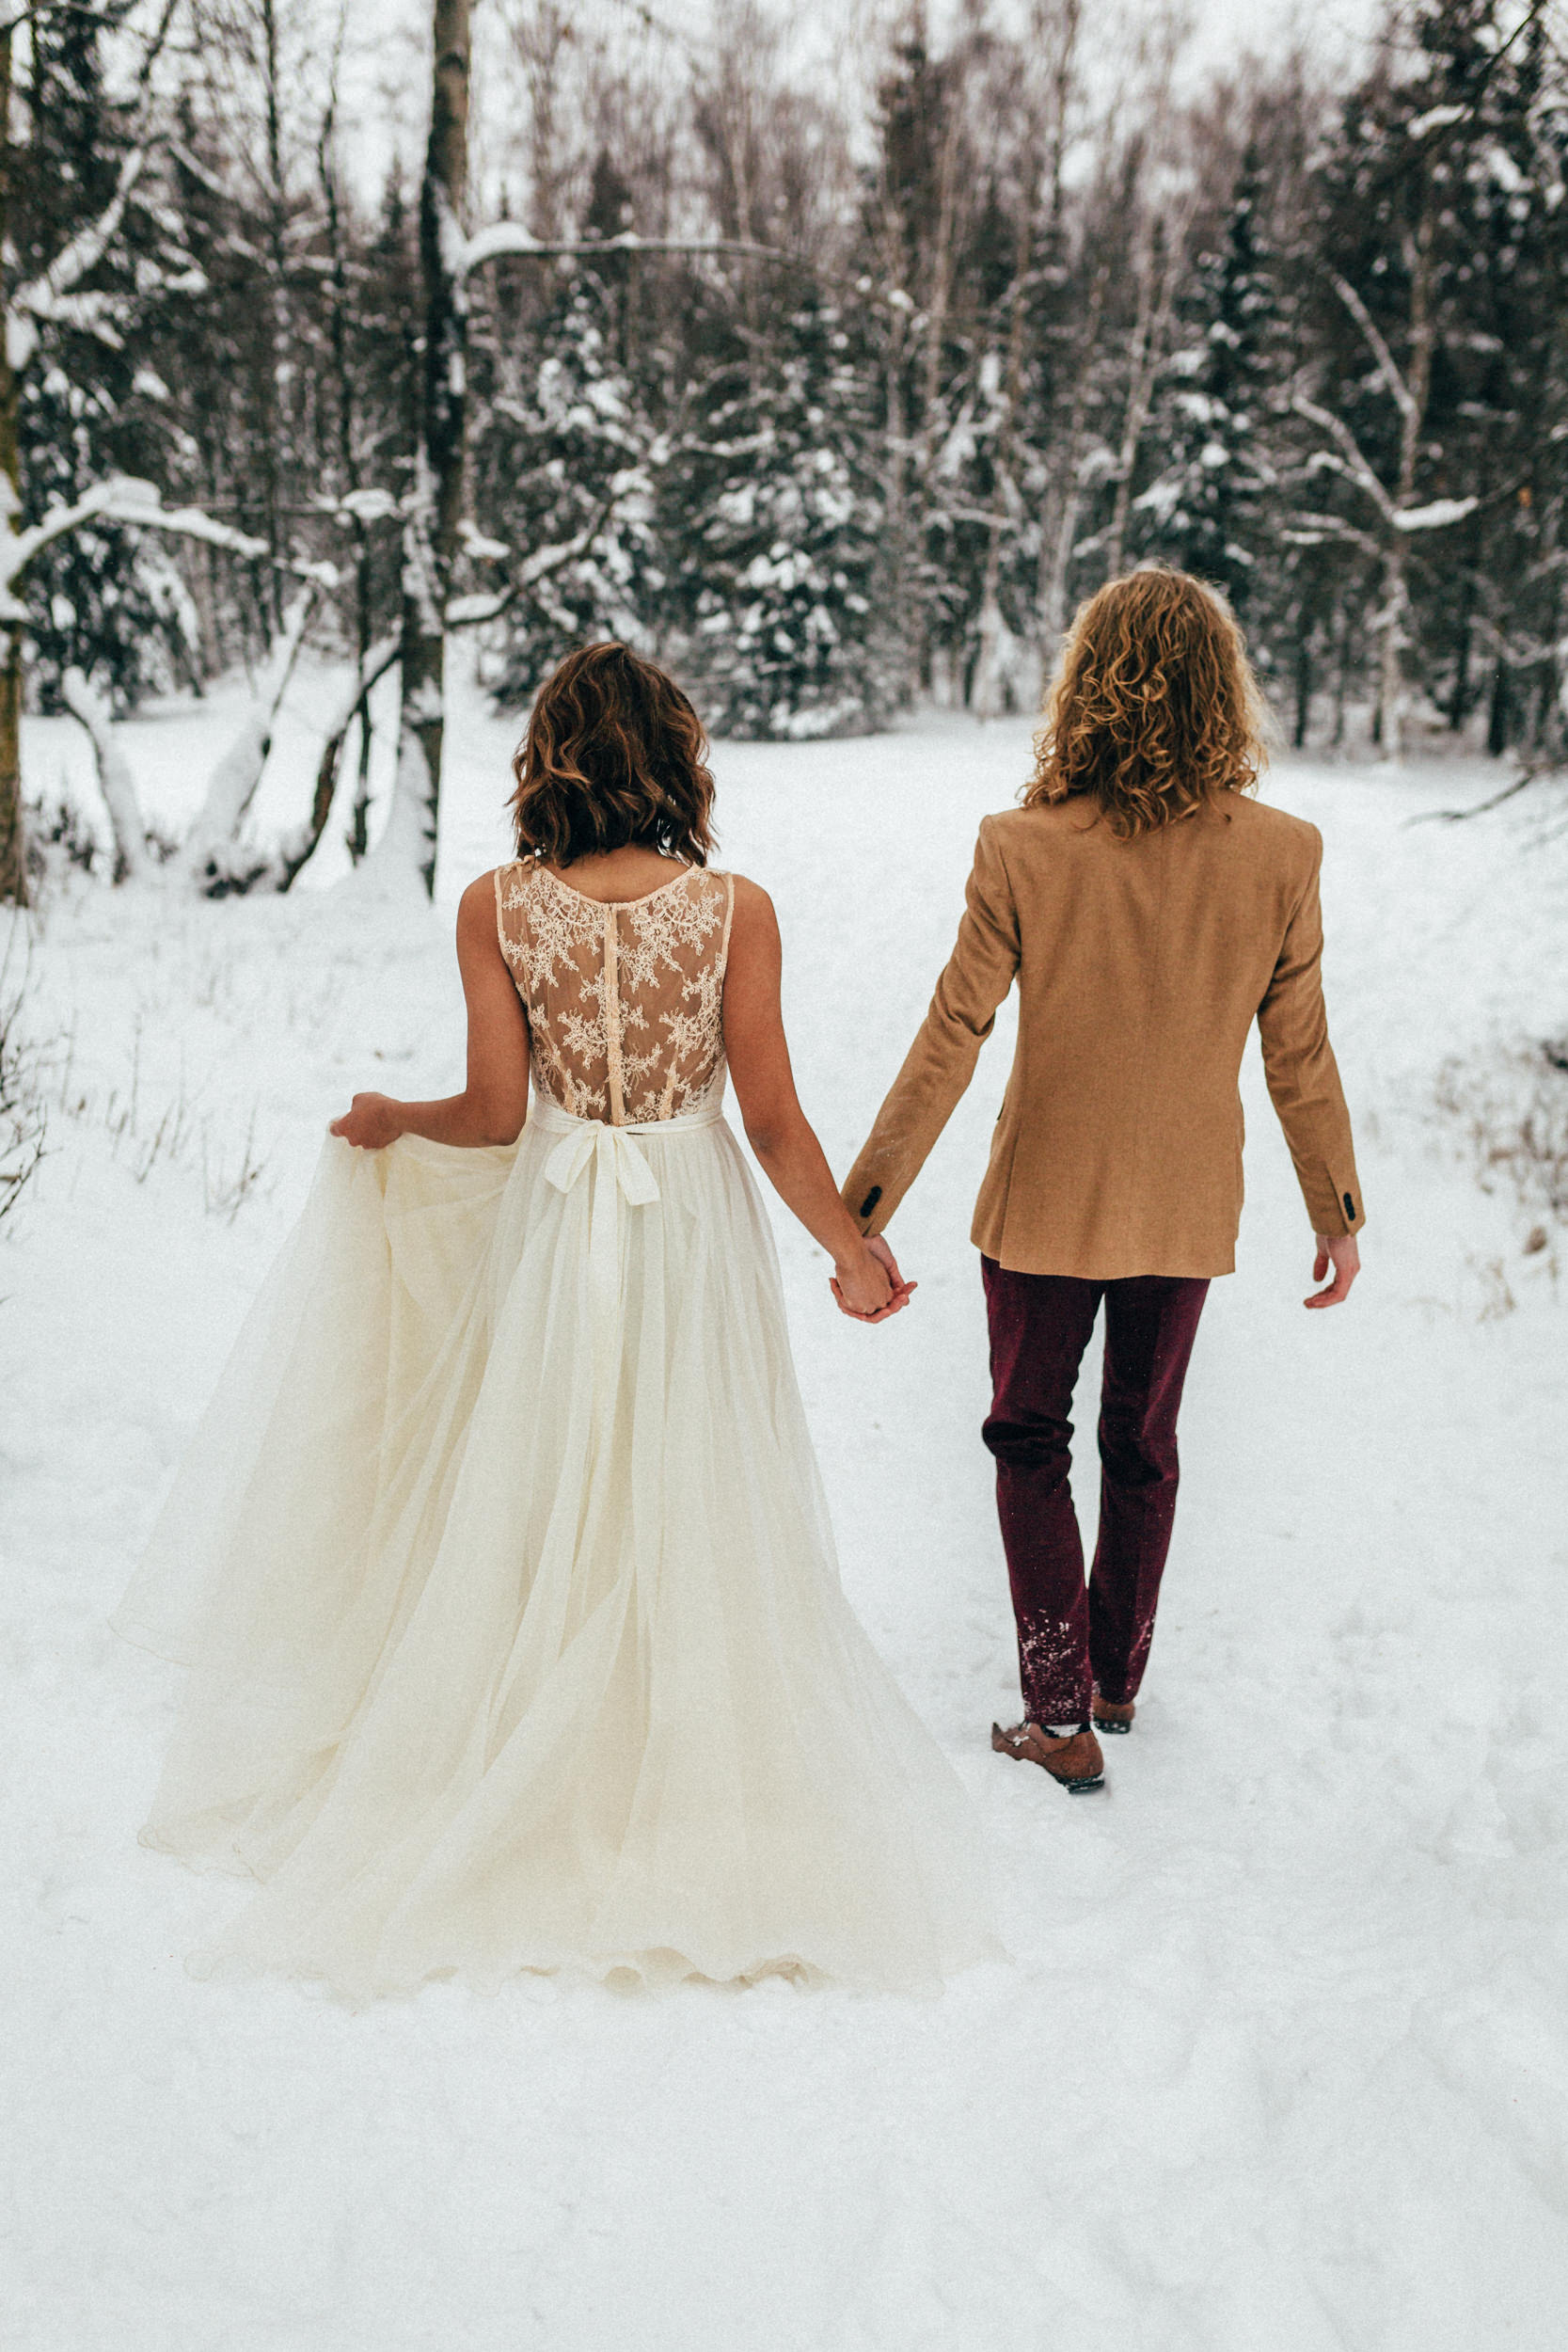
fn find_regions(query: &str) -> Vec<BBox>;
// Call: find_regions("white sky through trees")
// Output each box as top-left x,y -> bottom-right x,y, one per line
290,0 -> 1387,207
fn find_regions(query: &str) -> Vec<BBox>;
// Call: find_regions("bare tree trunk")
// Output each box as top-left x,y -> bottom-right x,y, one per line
1104,215 -> 1181,581
1375,199 -> 1434,762
1486,656 -> 1509,756
0,26 -> 24,908
1044,0 -> 1081,230
1038,263 -> 1104,644
1292,615 -> 1312,750
973,197 -> 1040,719
1331,595 -> 1351,750
245,0 -> 289,639
1447,518 -> 1480,730
909,103 -> 963,685
277,634 -> 398,888
319,15 -> 376,861
515,3 -> 570,243
974,3 -> 1075,719
378,0 -> 472,897
882,320 -> 916,701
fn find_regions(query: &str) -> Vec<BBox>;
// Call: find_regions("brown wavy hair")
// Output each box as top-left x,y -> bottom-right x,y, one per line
510,642 -> 717,867
1024,567 -> 1268,838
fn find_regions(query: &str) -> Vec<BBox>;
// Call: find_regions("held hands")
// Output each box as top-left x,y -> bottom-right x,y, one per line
1307,1231 -> 1360,1309
329,1092 -> 404,1151
831,1233 -> 918,1325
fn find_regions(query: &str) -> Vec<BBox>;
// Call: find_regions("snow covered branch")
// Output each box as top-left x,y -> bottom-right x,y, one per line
1291,396 -> 1395,524
445,487 -> 626,628
61,621 -> 400,898
9,147 -> 150,374
183,588 -> 320,889
1280,512 -> 1386,561
1390,498 -> 1479,532
1,480 -> 336,617
1326,273 -> 1418,430
460,224 -> 810,279
60,668 -> 149,882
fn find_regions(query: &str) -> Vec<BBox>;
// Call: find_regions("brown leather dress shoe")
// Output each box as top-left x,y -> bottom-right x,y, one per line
990,1720 -> 1105,1791
1091,1692 -> 1135,1734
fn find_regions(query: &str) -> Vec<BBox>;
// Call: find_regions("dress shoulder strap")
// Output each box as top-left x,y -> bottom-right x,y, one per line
719,871 -> 736,972
494,860 -> 531,960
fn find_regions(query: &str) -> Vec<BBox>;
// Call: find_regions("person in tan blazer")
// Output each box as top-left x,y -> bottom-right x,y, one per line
838,568 -> 1363,1793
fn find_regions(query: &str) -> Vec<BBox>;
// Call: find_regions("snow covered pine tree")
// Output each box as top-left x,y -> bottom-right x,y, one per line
1136,141 -> 1279,617
673,293 -> 895,739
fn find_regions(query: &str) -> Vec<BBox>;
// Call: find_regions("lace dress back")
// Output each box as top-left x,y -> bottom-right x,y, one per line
495,861 -> 736,1126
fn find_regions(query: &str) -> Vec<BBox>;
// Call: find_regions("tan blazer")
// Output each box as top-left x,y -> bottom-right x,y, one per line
841,792 -> 1364,1280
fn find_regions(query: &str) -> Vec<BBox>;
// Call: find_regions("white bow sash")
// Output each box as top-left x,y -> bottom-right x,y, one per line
534,1092 -> 723,1422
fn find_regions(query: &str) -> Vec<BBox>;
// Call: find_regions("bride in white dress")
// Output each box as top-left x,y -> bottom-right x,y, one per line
115,641 -> 999,2000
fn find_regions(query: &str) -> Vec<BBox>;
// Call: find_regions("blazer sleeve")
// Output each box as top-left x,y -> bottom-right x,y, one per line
1257,827 -> 1365,1236
841,817 -> 1022,1235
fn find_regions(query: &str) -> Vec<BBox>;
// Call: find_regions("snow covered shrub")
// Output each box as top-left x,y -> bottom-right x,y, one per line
1435,1038 -> 1568,1234
0,935 -> 46,1234
24,795 -> 103,888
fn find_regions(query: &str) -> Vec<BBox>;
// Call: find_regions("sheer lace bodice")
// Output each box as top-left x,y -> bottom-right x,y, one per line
495,861 -> 736,1126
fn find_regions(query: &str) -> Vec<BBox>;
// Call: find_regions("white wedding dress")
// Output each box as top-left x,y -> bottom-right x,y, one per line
115,860 -> 1000,2000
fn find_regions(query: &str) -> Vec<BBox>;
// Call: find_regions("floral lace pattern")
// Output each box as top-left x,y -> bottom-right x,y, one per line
495,862 -> 736,1126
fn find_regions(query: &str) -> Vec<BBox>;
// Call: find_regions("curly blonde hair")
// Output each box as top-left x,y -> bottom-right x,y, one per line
1025,567 -> 1268,838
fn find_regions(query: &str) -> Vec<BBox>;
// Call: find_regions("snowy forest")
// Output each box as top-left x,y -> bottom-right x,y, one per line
2,0 -> 1565,909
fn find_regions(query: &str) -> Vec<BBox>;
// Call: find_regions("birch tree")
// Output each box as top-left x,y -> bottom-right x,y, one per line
365,0 -> 472,898
971,1 -> 1081,718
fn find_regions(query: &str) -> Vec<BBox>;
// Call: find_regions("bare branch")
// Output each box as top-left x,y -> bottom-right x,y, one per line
1280,511 -> 1386,561
1291,394 -> 1397,525
1326,272 -> 1418,429
1406,766 -> 1554,825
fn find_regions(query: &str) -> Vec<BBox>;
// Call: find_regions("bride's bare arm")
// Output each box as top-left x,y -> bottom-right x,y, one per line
723,877 -> 911,1322
330,875 -> 531,1150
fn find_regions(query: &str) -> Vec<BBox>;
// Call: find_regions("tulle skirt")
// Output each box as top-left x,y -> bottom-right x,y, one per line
114,1090 -> 1001,2001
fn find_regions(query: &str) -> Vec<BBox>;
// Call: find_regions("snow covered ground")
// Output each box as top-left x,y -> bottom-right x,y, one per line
5,676 -> 1567,2351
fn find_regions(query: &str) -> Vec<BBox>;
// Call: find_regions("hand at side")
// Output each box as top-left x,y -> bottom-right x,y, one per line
1306,1231 -> 1360,1308
330,878 -> 532,1152
330,1091 -> 404,1149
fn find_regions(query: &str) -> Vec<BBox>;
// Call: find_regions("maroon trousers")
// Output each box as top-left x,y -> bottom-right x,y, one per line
980,1257 -> 1209,1727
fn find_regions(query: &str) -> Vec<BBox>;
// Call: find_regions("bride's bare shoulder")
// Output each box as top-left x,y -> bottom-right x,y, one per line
457,866 -> 518,946
723,872 -> 779,940
724,872 -> 774,917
